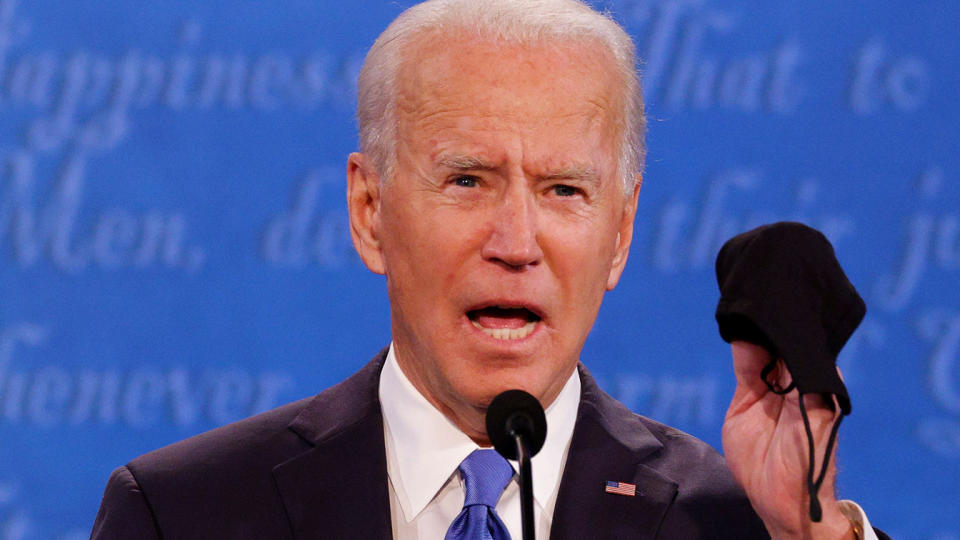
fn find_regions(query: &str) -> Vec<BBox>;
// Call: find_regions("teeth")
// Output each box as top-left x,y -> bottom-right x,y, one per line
471,319 -> 537,340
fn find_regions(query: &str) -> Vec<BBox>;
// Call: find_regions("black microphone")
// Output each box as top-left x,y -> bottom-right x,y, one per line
485,390 -> 547,540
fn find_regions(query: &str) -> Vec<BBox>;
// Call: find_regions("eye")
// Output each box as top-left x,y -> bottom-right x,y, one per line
552,184 -> 579,197
451,175 -> 479,188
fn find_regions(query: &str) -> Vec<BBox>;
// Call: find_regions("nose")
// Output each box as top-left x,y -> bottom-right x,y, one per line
481,184 -> 544,269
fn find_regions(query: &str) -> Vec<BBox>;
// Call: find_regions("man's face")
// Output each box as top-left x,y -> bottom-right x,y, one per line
348,36 -> 639,440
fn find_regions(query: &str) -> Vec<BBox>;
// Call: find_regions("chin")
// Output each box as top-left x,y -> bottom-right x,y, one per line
456,369 -> 551,409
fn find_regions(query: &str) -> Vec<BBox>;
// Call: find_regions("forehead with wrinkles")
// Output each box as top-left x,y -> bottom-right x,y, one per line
393,33 -> 623,172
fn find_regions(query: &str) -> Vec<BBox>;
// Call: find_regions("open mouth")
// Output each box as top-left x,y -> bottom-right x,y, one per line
467,306 -> 542,340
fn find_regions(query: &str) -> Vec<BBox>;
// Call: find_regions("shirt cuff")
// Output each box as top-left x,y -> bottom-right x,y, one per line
838,500 -> 878,540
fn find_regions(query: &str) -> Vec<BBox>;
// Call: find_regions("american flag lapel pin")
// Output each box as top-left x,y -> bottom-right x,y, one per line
604,480 -> 637,497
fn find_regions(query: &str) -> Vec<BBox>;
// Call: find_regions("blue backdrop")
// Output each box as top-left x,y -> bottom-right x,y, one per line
1,0 -> 957,538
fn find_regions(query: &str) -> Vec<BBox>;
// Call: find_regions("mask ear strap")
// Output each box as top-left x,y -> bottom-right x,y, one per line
797,393 -> 844,522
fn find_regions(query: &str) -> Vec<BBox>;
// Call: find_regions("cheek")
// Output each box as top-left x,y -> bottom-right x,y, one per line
552,221 -> 619,283
382,204 -> 478,293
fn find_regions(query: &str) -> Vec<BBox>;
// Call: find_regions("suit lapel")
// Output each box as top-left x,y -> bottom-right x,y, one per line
550,365 -> 679,540
268,352 -> 682,539
272,350 -> 393,539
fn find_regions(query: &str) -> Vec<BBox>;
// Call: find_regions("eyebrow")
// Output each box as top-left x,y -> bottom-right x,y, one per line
541,165 -> 600,183
436,154 -> 600,183
436,154 -> 498,171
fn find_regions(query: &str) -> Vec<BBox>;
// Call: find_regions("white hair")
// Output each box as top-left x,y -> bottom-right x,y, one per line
356,0 -> 645,193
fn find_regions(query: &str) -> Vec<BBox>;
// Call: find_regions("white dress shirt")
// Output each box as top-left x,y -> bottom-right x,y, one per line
378,344 -> 877,540
379,345 -> 580,540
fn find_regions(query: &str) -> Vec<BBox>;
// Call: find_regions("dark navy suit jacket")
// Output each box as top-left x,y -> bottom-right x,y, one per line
91,348 -> 770,539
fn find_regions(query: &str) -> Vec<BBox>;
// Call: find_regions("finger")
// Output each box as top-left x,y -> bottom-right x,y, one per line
730,341 -> 775,392
764,358 -> 794,394
797,392 -> 841,427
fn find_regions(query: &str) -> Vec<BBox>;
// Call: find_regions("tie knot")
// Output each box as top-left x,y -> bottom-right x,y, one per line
459,449 -> 514,508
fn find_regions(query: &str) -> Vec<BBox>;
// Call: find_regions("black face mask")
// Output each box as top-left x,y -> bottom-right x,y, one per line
714,221 -> 866,522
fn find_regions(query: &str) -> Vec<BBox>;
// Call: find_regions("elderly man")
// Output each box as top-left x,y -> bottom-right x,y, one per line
91,1 -> 882,539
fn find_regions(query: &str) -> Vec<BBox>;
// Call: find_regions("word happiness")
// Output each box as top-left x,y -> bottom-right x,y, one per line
0,4 -> 360,154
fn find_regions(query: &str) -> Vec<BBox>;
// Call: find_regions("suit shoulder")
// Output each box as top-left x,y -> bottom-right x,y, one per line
112,396 -> 320,537
125,350 -> 387,493
95,351 -> 390,538
637,415 -> 729,472
128,395 -> 313,482
633,414 -> 768,537
632,414 -> 742,494
578,366 -> 735,490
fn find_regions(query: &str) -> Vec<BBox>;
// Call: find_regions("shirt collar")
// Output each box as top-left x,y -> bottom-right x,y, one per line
379,344 -> 581,522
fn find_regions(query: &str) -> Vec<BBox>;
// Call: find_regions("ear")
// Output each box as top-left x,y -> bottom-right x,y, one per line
605,173 -> 642,291
346,152 -> 386,274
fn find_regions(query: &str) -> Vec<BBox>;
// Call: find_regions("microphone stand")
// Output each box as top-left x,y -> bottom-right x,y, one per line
512,430 -> 535,540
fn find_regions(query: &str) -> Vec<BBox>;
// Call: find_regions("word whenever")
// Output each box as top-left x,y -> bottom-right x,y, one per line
0,322 -> 292,428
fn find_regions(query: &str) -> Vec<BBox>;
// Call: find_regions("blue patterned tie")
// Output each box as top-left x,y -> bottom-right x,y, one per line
445,449 -> 514,540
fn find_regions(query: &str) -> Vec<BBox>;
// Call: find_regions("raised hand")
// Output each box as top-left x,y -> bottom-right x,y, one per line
722,341 -> 855,540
